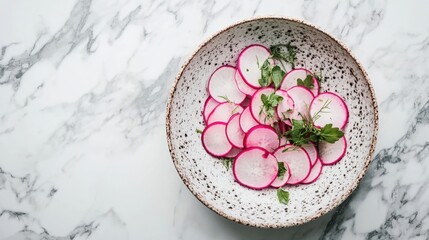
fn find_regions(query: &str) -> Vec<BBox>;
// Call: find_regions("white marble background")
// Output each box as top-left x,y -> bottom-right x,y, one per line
1,0 -> 428,239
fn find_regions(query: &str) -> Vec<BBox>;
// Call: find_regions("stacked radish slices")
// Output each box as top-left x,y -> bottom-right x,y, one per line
200,44 -> 349,203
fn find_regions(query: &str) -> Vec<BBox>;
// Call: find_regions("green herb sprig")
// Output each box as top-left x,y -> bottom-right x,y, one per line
259,93 -> 283,123
277,188 -> 289,205
297,75 -> 314,89
270,43 -> 298,69
258,60 -> 285,89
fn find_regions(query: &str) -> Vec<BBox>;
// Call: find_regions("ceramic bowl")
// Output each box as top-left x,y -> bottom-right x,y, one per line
166,17 -> 378,228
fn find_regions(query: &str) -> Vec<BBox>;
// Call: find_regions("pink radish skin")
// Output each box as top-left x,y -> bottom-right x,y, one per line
233,147 -> 278,190
224,147 -> 241,158
244,125 -> 280,153
250,87 -> 278,125
207,102 -> 244,125
319,136 -> 347,165
202,122 -> 233,157
310,92 -> 349,129
237,44 -> 273,88
302,159 -> 323,184
226,114 -> 245,148
239,107 -> 259,133
302,143 -> 318,166
203,97 -> 219,123
235,69 -> 257,96
275,89 -> 295,121
280,68 -> 319,96
286,86 -> 314,121
273,145 -> 311,184
208,66 -> 246,104
240,97 -> 251,108
270,162 -> 291,188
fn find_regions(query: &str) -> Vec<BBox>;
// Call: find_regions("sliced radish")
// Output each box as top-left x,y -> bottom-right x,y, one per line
224,147 -> 241,158
287,86 -> 314,121
239,107 -> 259,133
302,159 -> 323,184
203,97 -> 219,123
244,125 -> 280,152
270,162 -> 291,188
319,136 -> 347,165
237,44 -> 273,88
207,102 -> 244,125
208,66 -> 246,104
233,147 -> 278,190
273,145 -> 311,184
302,143 -> 318,166
249,87 -> 278,125
310,92 -> 349,129
279,137 -> 288,146
235,69 -> 257,96
280,68 -> 319,96
226,114 -> 245,148
202,122 -> 232,157
275,89 -> 295,121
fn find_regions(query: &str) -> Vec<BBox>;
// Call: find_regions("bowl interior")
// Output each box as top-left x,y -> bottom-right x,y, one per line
167,18 -> 377,227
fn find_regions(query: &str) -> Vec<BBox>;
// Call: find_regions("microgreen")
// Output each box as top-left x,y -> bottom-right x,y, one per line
297,75 -> 314,89
259,93 -> 283,123
277,188 -> 289,205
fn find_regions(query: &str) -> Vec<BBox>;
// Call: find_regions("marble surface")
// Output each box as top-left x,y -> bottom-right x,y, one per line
0,0 -> 428,239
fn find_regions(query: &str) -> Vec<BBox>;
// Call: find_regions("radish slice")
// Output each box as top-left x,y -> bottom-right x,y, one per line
273,145 -> 311,184
240,97 -> 251,108
208,66 -> 246,104
287,86 -> 314,121
249,87 -> 278,125
310,92 -> 349,129
275,89 -> 295,121
280,68 -> 319,96
279,137 -> 288,146
202,122 -> 232,157
224,147 -> 241,158
203,97 -> 219,123
302,143 -> 318,166
233,147 -> 278,190
237,44 -> 273,88
244,125 -> 280,152
207,102 -> 244,125
235,69 -> 257,96
270,162 -> 291,188
302,159 -> 323,184
319,136 -> 347,165
226,114 -> 245,148
239,107 -> 259,133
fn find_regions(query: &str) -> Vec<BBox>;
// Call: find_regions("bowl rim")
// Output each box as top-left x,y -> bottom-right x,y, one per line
165,16 -> 379,228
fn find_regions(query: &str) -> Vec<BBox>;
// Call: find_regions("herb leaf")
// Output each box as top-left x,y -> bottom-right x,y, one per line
270,43 -> 298,69
221,158 -> 233,170
277,162 -> 286,179
277,188 -> 289,205
272,66 -> 285,90
319,124 -> 344,143
259,59 -> 272,87
218,95 -> 231,103
297,75 -> 314,89
196,129 -> 203,134
260,93 -> 283,123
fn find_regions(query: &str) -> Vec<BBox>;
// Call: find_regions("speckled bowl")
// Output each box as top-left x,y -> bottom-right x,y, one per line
166,17 -> 378,228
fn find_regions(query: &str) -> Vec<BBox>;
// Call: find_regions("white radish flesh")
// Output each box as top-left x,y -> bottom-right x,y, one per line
310,92 -> 349,129
208,66 -> 246,104
244,125 -> 280,153
239,107 -> 259,133
226,114 -> 245,148
286,86 -> 314,121
235,69 -> 257,96
302,143 -> 318,166
224,147 -> 241,158
237,44 -> 273,88
302,158 -> 323,184
270,162 -> 291,188
273,145 -> 311,184
319,136 -> 347,165
233,147 -> 278,189
202,122 -> 232,157
207,102 -> 244,125
203,97 -> 219,123
250,87 -> 278,125
280,68 -> 319,96
275,89 -> 295,121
